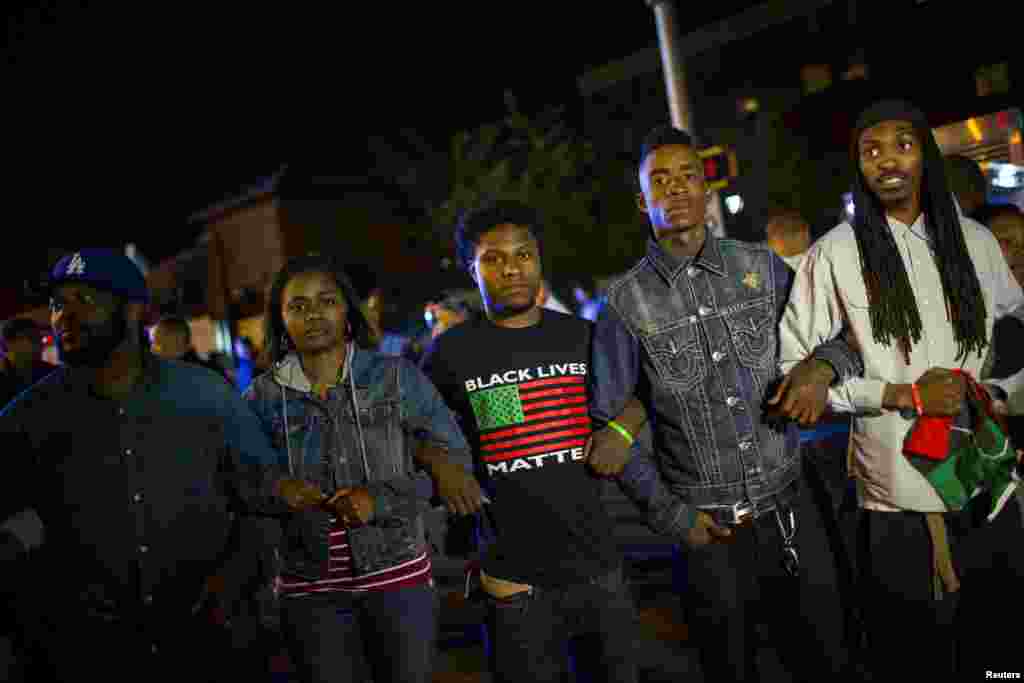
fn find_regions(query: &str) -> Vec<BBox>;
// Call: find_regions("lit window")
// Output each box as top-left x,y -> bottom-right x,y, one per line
992,163 -> 1023,190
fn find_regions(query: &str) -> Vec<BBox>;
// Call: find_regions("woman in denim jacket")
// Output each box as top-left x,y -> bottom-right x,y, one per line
244,254 -> 478,683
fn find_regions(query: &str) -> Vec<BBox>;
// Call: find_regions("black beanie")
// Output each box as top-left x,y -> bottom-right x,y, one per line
853,99 -> 930,142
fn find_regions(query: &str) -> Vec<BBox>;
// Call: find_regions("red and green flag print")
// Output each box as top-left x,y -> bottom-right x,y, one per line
469,374 -> 591,467
904,370 -> 1020,522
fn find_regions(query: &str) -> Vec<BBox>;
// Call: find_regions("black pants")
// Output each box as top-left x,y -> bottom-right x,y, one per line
859,493 -> 1024,679
19,610 -> 246,682
0,596 -> 26,683
280,583 -> 438,683
0,636 -> 25,683
682,464 -> 852,683
486,566 -> 639,683
802,438 -> 863,654
802,431 -> 859,571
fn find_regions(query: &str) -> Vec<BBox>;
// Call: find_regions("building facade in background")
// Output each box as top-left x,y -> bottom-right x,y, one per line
577,0 -> 1022,242
146,170 -> 465,359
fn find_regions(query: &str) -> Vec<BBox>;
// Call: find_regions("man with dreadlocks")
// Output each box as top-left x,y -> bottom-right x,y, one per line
778,100 -> 1024,678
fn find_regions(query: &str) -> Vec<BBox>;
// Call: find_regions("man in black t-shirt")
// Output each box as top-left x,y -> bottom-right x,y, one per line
421,200 -> 639,683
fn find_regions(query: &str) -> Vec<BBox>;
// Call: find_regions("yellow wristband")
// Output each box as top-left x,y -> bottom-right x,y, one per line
606,420 -> 634,446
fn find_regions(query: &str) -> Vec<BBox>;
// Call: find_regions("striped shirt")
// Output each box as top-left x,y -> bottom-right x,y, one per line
278,516 -> 432,598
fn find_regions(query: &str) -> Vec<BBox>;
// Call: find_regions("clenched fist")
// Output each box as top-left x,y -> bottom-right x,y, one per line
686,511 -> 733,548
432,461 -> 485,516
767,358 -> 835,426
275,478 -> 326,510
916,368 -> 966,416
585,426 -> 634,477
324,487 -> 375,527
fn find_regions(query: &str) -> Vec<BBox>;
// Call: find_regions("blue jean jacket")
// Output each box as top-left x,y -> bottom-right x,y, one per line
244,348 -> 472,581
0,356 -> 289,622
592,238 -> 862,537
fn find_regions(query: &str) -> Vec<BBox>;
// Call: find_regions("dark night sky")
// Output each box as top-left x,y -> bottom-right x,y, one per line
3,2 -> 763,286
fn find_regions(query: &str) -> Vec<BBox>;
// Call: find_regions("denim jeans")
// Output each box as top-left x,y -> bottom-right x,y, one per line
485,566 -> 639,683
280,583 -> 437,683
681,459 -> 852,683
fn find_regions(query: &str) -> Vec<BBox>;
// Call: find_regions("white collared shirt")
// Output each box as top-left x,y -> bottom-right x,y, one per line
780,213 -> 1024,512
781,252 -> 806,272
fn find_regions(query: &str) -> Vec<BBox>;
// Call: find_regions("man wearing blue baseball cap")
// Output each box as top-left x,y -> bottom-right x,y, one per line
48,248 -> 153,367
0,249 -> 326,680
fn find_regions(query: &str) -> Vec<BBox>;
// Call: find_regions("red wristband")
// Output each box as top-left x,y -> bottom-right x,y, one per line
911,383 -> 924,416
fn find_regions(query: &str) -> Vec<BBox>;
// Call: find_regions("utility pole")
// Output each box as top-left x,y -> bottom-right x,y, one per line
646,0 -> 727,236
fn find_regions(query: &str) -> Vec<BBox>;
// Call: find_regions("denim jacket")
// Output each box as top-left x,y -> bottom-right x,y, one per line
593,238 -> 863,536
0,356 -> 288,622
244,347 -> 472,581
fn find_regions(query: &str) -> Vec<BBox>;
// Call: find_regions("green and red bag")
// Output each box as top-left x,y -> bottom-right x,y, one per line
903,370 -> 1020,521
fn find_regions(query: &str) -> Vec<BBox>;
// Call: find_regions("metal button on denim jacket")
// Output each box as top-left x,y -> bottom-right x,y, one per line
592,238 -> 863,510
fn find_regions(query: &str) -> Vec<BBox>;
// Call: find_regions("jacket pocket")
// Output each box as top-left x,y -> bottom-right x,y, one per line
347,398 -> 404,479
644,323 -> 706,391
281,508 -> 332,582
271,401 -> 315,463
348,513 -> 424,575
726,301 -> 775,371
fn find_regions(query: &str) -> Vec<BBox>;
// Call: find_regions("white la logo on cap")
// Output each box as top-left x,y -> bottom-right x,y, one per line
66,253 -> 86,276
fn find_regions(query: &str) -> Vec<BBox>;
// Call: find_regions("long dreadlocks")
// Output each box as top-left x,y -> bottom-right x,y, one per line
850,100 -> 988,363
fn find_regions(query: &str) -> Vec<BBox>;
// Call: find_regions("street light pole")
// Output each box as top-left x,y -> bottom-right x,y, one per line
646,0 -> 727,236
648,0 -> 693,133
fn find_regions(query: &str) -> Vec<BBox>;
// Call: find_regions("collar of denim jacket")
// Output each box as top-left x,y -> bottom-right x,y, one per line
646,235 -> 726,285
273,347 -> 358,395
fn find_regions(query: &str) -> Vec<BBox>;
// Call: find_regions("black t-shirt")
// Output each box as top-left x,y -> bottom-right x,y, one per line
421,309 -> 618,587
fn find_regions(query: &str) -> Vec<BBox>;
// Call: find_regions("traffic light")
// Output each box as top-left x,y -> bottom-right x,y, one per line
698,146 -> 739,191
